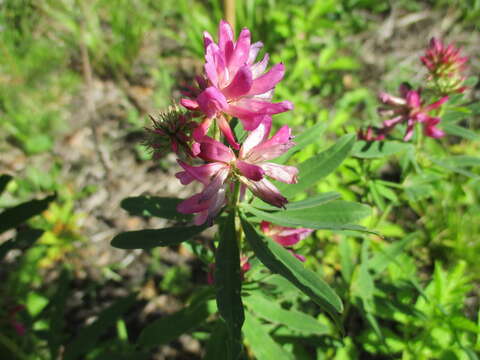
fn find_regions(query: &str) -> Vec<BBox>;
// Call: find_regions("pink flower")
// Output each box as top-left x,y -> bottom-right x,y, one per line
421,37 -> 468,94
176,122 -> 298,225
181,20 -> 293,149
145,106 -> 200,159
357,126 -> 387,142
378,83 -> 448,141
260,221 -> 312,261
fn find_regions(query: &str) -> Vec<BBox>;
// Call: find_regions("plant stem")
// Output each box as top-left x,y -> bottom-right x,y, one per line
223,0 -> 236,30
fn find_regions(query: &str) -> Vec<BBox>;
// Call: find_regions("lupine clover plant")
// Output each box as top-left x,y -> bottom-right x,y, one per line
112,20 -> 371,357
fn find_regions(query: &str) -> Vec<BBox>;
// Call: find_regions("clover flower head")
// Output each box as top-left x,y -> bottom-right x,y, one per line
377,83 -> 448,141
176,122 -> 298,225
420,37 -> 469,95
180,20 -> 293,149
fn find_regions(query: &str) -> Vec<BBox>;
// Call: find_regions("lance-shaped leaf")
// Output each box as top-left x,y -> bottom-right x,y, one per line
244,294 -> 329,335
111,225 -> 207,250
242,201 -> 371,232
241,216 -> 343,319
243,310 -> 293,360
215,211 -> 244,359
120,196 -> 190,221
252,192 -> 340,211
0,194 -> 56,234
277,134 -> 356,197
137,299 -> 210,349
352,141 -> 413,159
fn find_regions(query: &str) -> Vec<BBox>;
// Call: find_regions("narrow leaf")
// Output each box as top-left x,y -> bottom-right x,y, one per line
369,234 -> 416,274
0,194 -> 56,234
244,294 -> 329,335
252,192 -> 340,211
242,201 -> 371,232
137,301 -> 209,349
120,196 -> 190,221
241,216 -> 343,318
215,211 -> 244,359
352,141 -> 413,159
278,134 -> 356,197
442,123 -> 479,140
111,225 -> 206,250
243,310 -> 293,360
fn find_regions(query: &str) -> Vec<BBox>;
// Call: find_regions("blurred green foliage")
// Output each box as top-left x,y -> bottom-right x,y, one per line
0,0 -> 479,358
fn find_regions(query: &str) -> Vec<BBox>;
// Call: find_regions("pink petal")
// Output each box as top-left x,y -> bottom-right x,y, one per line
228,28 -> 251,73
218,115 -> 240,150
193,117 -> 213,142
250,53 -> 269,78
199,167 -> 230,202
248,63 -> 285,96
424,96 -> 449,112
261,162 -> 298,184
248,41 -> 263,64
178,193 -> 210,214
197,87 -> 228,119
403,119 -> 415,141
236,160 -> 265,181
424,117 -> 445,138
176,160 -> 226,185
218,20 -> 234,55
406,90 -> 421,108
246,125 -> 295,162
240,121 -> 270,158
180,98 -> 199,110
198,137 -> 235,163
203,31 -> 214,50
240,177 -> 288,208
378,92 -> 405,106
383,116 -> 404,128
222,65 -> 253,99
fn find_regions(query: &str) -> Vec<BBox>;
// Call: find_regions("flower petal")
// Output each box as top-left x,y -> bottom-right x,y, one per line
228,28 -> 251,73
217,115 -> 240,150
261,162 -> 298,184
199,137 -> 235,163
248,63 -> 285,96
176,160 -> 226,185
197,87 -> 228,119
236,160 -> 265,181
240,177 -> 288,208
222,65 -> 253,99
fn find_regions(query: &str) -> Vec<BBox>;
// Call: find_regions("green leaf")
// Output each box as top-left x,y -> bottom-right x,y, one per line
242,201 -> 371,232
244,294 -> 329,335
137,300 -> 209,349
355,240 -> 374,313
442,123 -> 479,140
241,216 -> 343,318
204,321 -> 230,360
243,310 -> 293,360
277,134 -> 356,197
339,238 -> 354,284
253,192 -> 340,211
430,158 -> 480,179
64,296 -> 136,360
0,194 -> 56,234
0,174 -> 12,195
111,225 -> 206,249
120,196 -> 189,221
274,122 -> 327,164
0,228 -> 43,261
215,211 -> 244,359
352,141 -> 413,159
369,234 -> 416,274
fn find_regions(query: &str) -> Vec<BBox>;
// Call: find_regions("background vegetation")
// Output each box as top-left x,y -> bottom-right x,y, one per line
1,0 -> 479,358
